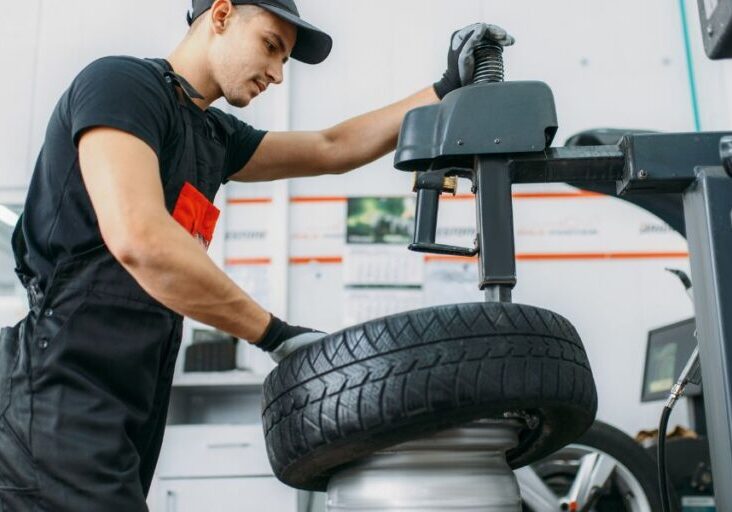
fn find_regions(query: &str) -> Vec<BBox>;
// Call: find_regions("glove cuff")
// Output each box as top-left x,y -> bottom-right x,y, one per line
256,314 -> 286,352
433,79 -> 451,101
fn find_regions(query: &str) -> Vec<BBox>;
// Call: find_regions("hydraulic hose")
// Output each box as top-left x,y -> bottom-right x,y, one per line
657,269 -> 700,512
658,345 -> 701,512
658,405 -> 673,512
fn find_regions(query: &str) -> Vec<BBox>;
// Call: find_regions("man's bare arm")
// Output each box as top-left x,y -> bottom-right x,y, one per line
230,86 -> 438,183
78,127 -> 271,343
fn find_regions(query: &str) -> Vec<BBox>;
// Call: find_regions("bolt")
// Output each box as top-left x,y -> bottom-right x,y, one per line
45,309 -> 54,317
638,169 -> 649,180
39,338 -> 49,350
708,26 -> 715,37
494,138 -> 502,145
457,139 -> 464,146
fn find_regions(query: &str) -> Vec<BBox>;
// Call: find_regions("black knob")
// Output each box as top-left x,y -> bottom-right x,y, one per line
721,135 -> 732,177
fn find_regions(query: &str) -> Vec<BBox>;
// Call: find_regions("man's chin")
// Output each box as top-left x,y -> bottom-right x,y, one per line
226,94 -> 253,108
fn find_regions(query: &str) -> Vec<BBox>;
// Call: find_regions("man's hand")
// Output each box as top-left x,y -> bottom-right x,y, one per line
256,314 -> 327,363
434,23 -> 515,99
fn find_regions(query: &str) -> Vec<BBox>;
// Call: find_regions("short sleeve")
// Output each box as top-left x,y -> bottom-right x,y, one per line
69,57 -> 172,157
218,111 -> 267,183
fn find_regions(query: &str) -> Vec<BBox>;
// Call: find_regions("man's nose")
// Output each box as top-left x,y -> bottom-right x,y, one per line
266,62 -> 284,85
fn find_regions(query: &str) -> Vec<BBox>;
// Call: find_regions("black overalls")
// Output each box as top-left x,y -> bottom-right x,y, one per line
0,59 -> 228,511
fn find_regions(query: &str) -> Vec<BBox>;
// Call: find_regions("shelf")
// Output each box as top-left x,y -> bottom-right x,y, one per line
172,371 -> 267,390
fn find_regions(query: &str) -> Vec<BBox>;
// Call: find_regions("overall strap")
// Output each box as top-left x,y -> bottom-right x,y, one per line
146,58 -> 204,101
145,59 -> 204,207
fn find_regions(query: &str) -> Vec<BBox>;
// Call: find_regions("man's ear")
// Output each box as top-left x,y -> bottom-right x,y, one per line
209,0 -> 234,34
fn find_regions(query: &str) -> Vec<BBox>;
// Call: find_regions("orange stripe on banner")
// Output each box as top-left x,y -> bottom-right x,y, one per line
512,191 -> 605,199
442,191 -> 605,201
282,192 -> 604,204
424,255 -> 478,263
290,256 -> 343,265
227,198 -> 272,205
441,194 -> 476,201
517,252 -> 689,261
291,196 -> 348,203
425,252 -> 689,262
226,258 -> 272,266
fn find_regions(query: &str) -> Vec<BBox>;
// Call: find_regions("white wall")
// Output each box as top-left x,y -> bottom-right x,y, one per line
0,2 -> 41,188
0,0 -> 726,439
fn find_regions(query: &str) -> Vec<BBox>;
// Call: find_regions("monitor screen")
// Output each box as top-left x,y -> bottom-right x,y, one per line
641,318 -> 701,402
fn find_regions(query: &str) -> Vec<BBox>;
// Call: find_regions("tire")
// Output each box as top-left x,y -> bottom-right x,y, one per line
521,420 -> 679,511
262,302 -> 598,491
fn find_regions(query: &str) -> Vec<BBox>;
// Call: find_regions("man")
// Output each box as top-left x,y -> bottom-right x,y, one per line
0,0 -> 513,509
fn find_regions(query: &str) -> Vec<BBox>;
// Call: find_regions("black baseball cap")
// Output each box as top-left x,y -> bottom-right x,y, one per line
187,0 -> 332,65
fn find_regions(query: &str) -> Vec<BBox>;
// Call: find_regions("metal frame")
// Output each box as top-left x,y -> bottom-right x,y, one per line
683,167 -> 732,506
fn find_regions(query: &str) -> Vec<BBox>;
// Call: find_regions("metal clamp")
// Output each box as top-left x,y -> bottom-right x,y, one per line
410,168 -> 478,257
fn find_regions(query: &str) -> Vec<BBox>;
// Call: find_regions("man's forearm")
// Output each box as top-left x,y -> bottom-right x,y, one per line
115,213 -> 271,343
322,86 -> 438,174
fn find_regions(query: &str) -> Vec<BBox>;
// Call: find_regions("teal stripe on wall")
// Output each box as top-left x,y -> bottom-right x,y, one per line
679,0 -> 702,131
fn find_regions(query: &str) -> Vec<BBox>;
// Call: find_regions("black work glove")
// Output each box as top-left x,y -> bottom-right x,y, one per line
256,314 -> 327,363
434,23 -> 516,100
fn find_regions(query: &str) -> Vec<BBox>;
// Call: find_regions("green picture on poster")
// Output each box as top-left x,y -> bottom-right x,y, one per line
346,197 -> 415,244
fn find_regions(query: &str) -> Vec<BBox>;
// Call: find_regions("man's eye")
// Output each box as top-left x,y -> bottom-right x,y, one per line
265,40 -> 276,52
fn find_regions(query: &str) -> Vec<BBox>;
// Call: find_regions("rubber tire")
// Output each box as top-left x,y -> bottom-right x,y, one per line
262,302 -> 598,491
525,420 -> 680,512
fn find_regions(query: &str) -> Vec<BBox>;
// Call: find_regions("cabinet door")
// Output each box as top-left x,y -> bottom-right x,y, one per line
156,477 -> 297,512
156,425 -> 272,479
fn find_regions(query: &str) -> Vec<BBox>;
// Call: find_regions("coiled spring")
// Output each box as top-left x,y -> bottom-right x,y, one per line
473,40 -> 504,84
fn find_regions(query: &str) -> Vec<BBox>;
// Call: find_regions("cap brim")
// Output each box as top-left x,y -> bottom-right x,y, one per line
259,5 -> 332,65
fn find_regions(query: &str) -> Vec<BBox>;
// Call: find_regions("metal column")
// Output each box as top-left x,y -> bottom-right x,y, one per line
475,157 -> 516,302
683,167 -> 732,511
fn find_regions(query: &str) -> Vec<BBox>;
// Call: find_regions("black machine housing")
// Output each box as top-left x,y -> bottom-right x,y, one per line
698,0 -> 732,59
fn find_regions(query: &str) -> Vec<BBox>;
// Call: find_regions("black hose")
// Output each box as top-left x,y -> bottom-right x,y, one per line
658,405 -> 673,512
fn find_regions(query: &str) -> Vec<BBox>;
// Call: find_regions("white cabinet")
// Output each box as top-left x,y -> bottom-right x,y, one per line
157,477 -> 297,512
149,425 -> 298,512
156,425 -> 273,479
147,375 -> 301,512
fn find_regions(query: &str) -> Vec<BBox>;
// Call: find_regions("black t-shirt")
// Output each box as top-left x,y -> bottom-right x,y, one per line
15,56 -> 267,288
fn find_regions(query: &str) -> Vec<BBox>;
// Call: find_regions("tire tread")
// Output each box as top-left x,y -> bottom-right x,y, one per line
263,302 -> 597,491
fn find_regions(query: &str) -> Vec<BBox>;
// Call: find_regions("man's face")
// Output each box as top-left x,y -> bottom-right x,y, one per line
209,6 -> 297,107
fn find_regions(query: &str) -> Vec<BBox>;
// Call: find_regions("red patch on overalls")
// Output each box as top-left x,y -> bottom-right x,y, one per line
172,182 -> 220,250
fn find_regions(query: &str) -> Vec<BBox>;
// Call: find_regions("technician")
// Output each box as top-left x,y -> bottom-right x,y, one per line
0,0 -> 513,509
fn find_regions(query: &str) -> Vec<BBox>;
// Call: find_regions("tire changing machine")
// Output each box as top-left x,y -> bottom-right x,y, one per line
323,31 -> 732,512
